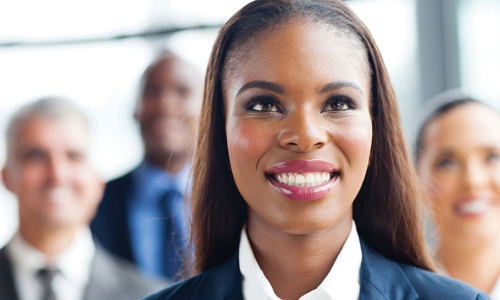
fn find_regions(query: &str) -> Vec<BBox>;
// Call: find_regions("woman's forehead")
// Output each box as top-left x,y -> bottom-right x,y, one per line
222,19 -> 370,91
424,103 -> 500,149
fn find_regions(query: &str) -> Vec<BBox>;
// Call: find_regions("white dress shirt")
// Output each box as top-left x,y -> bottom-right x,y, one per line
488,276 -> 500,300
6,227 -> 95,300
239,221 -> 362,300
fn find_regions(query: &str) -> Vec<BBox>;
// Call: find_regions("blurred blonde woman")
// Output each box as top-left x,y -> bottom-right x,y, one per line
417,90 -> 500,298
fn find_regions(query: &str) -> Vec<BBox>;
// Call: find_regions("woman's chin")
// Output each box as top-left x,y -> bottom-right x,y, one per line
260,211 -> 353,237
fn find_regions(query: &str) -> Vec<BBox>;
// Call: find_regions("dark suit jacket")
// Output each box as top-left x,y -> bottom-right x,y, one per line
142,239 -> 490,300
0,241 -> 167,300
91,171 -> 136,264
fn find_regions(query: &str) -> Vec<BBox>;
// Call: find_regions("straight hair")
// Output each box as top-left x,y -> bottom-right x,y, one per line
414,90 -> 483,162
189,0 -> 434,274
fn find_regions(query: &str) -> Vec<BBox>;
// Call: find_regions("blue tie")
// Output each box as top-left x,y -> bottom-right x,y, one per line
159,189 -> 187,279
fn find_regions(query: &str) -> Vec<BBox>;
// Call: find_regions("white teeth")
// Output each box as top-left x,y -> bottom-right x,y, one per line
305,174 -> 314,187
274,172 -> 333,187
315,173 -> 321,183
456,199 -> 490,215
296,174 -> 305,187
282,174 -> 289,184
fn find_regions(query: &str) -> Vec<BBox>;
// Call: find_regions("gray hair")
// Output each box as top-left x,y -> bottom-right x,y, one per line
6,96 -> 90,159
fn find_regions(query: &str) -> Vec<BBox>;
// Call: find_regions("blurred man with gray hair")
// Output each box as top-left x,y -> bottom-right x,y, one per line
0,97 -> 165,300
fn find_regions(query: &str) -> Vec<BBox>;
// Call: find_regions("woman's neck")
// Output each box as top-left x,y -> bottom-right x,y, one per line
247,214 -> 352,300
439,236 -> 500,293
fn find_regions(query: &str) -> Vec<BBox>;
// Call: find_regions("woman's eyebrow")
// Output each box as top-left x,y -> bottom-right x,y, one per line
236,80 -> 285,97
319,81 -> 364,95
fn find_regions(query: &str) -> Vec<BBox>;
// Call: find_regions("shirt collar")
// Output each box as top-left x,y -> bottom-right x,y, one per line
488,275 -> 500,299
239,226 -> 278,299
239,221 -> 362,300
7,233 -> 46,275
314,221 -> 362,299
7,227 -> 95,286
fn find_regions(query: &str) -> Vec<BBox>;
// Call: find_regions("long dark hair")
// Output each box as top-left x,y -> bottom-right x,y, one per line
189,0 -> 434,274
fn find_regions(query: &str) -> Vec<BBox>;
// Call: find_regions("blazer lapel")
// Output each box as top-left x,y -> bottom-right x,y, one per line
83,245 -> 124,300
0,247 -> 20,300
91,171 -> 136,263
359,239 -> 418,300
192,253 -> 243,300
182,239 -> 420,300
114,171 -> 135,262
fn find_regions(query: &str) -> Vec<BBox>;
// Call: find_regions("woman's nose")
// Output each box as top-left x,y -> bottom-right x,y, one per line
277,109 -> 328,152
462,160 -> 489,191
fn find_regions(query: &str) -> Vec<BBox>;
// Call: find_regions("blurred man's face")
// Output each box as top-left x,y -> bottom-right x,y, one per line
135,57 -> 203,170
2,116 -> 103,230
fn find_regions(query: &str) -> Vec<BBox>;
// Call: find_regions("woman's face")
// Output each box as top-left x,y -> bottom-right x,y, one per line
224,20 -> 372,235
418,103 -> 500,244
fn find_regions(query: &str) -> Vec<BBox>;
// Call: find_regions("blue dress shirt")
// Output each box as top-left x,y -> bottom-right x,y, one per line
127,161 -> 190,278
91,160 -> 191,281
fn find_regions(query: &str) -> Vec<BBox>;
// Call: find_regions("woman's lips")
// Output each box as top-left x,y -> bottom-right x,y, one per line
265,160 -> 339,202
454,196 -> 494,217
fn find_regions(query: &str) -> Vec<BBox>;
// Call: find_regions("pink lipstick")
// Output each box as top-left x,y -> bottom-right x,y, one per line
265,160 -> 339,202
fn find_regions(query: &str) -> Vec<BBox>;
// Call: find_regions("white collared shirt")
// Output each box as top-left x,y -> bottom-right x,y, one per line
491,277 -> 500,300
239,221 -> 362,300
6,227 -> 95,300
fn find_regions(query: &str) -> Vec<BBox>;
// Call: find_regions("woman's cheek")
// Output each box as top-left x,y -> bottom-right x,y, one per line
428,175 -> 457,217
334,117 -> 372,169
492,167 -> 500,194
227,120 -> 273,167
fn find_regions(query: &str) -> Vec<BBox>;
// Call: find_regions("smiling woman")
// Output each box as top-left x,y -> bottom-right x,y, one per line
144,1 -> 487,299
416,91 -> 500,299
224,20 -> 372,246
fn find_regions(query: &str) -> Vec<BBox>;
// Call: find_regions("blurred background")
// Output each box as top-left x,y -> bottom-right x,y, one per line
1,0 -> 499,247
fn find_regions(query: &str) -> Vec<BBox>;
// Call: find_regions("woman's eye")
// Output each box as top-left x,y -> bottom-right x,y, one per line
245,96 -> 281,112
486,152 -> 500,163
322,96 -> 355,112
251,102 -> 278,112
435,158 -> 458,170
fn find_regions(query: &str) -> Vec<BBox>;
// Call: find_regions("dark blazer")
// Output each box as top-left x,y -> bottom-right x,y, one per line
0,241 -> 167,300
143,239 -> 489,300
91,171 -> 136,263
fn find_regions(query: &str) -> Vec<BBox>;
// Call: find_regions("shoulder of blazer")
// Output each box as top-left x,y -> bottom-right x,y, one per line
92,169 -> 135,216
103,170 -> 136,203
90,169 -> 136,261
84,242 -> 168,300
142,253 -> 243,300
0,246 -> 19,300
142,237 -> 489,300
359,238 -> 488,300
